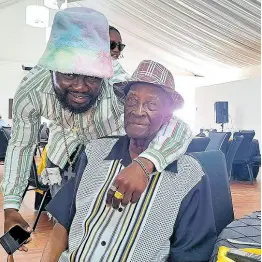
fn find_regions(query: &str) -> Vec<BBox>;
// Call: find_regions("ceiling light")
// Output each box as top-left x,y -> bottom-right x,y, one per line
26,5 -> 49,28
44,0 -> 67,10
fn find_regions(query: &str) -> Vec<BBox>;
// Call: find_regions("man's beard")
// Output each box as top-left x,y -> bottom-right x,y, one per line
52,80 -> 97,114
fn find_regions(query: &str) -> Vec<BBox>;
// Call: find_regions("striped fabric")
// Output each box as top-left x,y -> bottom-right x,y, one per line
2,62 -> 192,210
58,138 -> 206,262
127,60 -> 184,109
75,0 -> 260,77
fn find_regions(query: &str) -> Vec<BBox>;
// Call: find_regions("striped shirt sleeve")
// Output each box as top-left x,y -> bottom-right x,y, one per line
1,82 -> 41,210
140,116 -> 193,172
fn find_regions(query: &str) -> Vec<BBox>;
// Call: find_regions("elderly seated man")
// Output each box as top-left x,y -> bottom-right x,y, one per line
42,60 -> 217,262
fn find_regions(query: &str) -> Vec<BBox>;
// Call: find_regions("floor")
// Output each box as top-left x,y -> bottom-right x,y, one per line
0,163 -> 260,262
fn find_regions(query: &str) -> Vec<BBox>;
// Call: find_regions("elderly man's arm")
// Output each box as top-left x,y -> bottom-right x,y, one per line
42,152 -> 87,260
42,178 -> 77,262
41,223 -> 68,262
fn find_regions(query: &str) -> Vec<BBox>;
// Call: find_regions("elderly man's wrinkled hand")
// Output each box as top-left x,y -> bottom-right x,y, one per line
106,158 -> 153,209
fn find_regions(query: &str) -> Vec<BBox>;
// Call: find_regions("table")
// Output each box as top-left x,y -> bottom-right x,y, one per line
209,211 -> 261,261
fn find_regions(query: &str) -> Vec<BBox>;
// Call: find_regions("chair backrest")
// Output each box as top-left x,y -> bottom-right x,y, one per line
0,126 -> 11,159
1,126 -> 11,139
28,158 -> 48,191
239,130 -> 255,133
190,150 -> 234,234
206,132 -> 231,154
233,131 -> 255,163
38,123 -> 49,142
28,158 -> 38,188
226,135 -> 244,177
186,137 -> 210,153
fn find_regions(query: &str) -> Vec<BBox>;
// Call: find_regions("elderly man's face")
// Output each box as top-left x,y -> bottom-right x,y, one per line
52,72 -> 102,113
124,83 -> 173,139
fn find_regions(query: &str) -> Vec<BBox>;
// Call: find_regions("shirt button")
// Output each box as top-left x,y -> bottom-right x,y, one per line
101,241 -> 106,246
118,207 -> 123,212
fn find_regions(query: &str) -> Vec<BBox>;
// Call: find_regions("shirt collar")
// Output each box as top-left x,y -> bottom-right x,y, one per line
104,136 -> 178,172
104,136 -> 132,167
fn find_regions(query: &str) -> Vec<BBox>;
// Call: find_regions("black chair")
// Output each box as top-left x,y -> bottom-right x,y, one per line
233,131 -> 255,183
206,132 -> 231,154
22,158 -> 50,231
36,123 -> 49,156
225,136 -> 244,180
252,155 -> 261,166
190,151 -> 234,235
239,130 -> 256,133
186,137 -> 210,153
250,139 -> 261,167
0,126 -> 11,163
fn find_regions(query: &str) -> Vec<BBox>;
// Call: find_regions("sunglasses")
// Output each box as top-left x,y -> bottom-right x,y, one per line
110,41 -> 126,52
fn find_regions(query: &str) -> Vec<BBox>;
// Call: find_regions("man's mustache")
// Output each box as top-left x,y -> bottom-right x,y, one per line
66,90 -> 94,99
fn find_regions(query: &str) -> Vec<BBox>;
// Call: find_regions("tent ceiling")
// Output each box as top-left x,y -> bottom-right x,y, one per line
0,0 -> 20,8
72,0 -> 261,77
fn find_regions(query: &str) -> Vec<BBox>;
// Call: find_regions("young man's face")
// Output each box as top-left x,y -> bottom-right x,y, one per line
52,72 -> 103,113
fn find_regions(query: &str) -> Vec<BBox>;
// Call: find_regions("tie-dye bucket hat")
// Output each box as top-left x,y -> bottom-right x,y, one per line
38,7 -> 113,78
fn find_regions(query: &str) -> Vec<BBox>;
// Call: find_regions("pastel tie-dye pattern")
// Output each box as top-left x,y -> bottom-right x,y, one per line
38,7 -> 113,78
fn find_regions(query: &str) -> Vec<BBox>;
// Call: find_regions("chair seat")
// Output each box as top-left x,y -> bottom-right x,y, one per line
252,155 -> 261,163
186,137 -> 210,153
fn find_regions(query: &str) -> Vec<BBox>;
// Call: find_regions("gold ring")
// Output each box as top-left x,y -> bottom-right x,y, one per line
114,191 -> 124,200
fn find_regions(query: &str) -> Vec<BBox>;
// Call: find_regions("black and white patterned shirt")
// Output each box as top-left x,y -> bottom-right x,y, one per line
47,136 -> 217,262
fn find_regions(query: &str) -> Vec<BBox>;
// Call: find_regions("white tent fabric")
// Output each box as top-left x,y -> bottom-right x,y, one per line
71,0 -> 261,77
0,0 -> 20,8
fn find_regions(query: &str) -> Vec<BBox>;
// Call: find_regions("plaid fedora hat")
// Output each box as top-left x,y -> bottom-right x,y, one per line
124,60 -> 184,110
